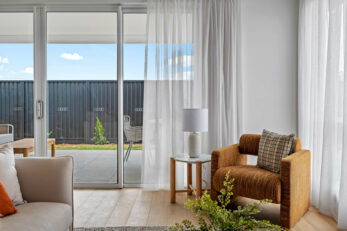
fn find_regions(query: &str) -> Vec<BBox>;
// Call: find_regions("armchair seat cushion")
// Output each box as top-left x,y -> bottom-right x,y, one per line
212,165 -> 281,203
1,202 -> 72,231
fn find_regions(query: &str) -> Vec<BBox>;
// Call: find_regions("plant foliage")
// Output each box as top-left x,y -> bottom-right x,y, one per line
170,172 -> 286,231
91,117 -> 109,145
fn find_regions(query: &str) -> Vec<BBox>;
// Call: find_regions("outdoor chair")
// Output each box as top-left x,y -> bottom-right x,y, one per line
0,124 -> 14,144
123,115 -> 142,162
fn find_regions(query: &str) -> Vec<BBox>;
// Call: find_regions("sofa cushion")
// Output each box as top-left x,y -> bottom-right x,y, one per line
1,202 -> 72,231
0,180 -> 17,216
257,129 -> 294,173
212,165 -> 281,203
0,144 -> 24,205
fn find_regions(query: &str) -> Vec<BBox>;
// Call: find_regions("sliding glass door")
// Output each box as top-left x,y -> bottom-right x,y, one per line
0,13 -> 34,152
46,12 -> 119,186
0,5 -> 146,188
123,13 -> 146,186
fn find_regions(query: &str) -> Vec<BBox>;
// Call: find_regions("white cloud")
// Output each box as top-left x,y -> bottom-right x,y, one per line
60,53 -> 83,61
0,56 -> 9,64
182,55 -> 191,64
22,67 -> 34,74
0,65 -> 3,71
169,55 -> 192,67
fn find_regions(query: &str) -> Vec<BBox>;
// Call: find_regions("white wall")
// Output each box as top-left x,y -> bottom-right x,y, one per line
241,0 -> 299,136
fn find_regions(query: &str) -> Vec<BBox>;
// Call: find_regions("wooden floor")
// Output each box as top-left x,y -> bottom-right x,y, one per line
74,189 -> 338,230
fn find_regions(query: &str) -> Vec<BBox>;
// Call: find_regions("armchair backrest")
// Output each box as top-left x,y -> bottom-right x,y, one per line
0,124 -> 13,134
239,134 -> 302,155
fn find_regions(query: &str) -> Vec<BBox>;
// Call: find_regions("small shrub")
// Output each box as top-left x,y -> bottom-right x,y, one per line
91,117 -> 109,145
170,172 -> 286,231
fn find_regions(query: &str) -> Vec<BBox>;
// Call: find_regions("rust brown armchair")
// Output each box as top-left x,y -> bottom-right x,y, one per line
211,134 -> 311,228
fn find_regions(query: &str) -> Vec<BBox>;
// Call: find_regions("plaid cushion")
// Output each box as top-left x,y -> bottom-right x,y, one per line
257,129 -> 294,173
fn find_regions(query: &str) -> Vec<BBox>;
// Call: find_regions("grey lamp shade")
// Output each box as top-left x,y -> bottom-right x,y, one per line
183,108 -> 208,132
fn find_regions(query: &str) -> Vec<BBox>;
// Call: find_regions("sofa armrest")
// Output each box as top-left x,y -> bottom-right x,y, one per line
280,150 -> 311,228
15,157 -> 73,207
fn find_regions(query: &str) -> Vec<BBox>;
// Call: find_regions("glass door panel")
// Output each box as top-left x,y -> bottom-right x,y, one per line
0,13 -> 34,155
123,13 -> 146,185
47,12 -> 118,185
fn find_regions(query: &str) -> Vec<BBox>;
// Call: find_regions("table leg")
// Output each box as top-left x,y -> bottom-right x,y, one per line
187,163 -> 192,195
23,150 -> 29,158
196,162 -> 202,198
51,142 -> 56,157
170,158 -> 176,203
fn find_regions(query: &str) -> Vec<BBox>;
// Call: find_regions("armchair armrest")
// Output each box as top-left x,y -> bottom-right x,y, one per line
280,150 -> 311,228
211,144 -> 247,170
15,157 -> 73,207
211,144 -> 247,199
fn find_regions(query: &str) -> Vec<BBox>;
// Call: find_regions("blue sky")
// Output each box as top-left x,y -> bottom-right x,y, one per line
0,43 -> 192,81
0,44 -> 146,80
0,44 -> 34,80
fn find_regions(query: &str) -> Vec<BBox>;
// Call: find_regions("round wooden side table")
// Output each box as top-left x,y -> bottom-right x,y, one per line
170,154 -> 211,203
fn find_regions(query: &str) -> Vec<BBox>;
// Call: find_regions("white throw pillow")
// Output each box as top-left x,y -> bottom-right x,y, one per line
0,144 -> 24,205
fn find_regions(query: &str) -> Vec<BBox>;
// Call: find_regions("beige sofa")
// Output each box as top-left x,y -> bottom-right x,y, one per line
1,157 -> 74,231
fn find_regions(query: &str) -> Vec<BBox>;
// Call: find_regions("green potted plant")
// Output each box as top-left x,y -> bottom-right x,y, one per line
170,172 -> 286,231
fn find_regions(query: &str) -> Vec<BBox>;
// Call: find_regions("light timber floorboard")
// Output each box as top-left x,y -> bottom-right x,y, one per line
73,189 -> 338,230
106,189 -> 140,226
126,190 -> 152,226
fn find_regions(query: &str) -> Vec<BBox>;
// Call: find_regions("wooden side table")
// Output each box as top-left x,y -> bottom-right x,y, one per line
170,154 -> 211,203
12,138 -> 56,157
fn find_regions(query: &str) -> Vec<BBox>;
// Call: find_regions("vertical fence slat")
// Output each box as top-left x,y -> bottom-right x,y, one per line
0,80 -> 143,144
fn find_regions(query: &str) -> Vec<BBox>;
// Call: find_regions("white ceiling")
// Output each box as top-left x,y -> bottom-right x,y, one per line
0,0 -> 146,5
0,12 -> 146,43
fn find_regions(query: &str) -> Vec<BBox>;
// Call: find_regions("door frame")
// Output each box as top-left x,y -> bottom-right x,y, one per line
0,3 -> 147,189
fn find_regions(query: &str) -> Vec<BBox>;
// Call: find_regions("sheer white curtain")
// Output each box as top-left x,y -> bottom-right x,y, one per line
299,0 -> 347,228
142,0 -> 242,190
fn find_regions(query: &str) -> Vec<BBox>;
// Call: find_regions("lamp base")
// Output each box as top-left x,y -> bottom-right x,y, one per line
188,132 -> 201,158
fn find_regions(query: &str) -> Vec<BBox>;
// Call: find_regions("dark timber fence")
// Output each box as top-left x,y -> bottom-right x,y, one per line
0,80 -> 144,144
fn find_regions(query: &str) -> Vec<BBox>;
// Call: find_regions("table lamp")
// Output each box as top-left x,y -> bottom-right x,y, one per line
183,108 -> 208,158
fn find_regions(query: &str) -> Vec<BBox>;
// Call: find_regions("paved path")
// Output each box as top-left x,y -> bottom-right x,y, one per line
56,150 -> 142,184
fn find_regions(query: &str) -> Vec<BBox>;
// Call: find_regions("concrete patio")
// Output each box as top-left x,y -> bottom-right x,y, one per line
56,150 -> 142,185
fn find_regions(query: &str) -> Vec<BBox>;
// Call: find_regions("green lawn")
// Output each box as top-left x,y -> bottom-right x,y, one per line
55,143 -> 142,151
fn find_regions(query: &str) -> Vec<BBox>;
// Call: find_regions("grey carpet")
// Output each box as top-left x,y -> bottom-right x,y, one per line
74,226 -> 169,231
